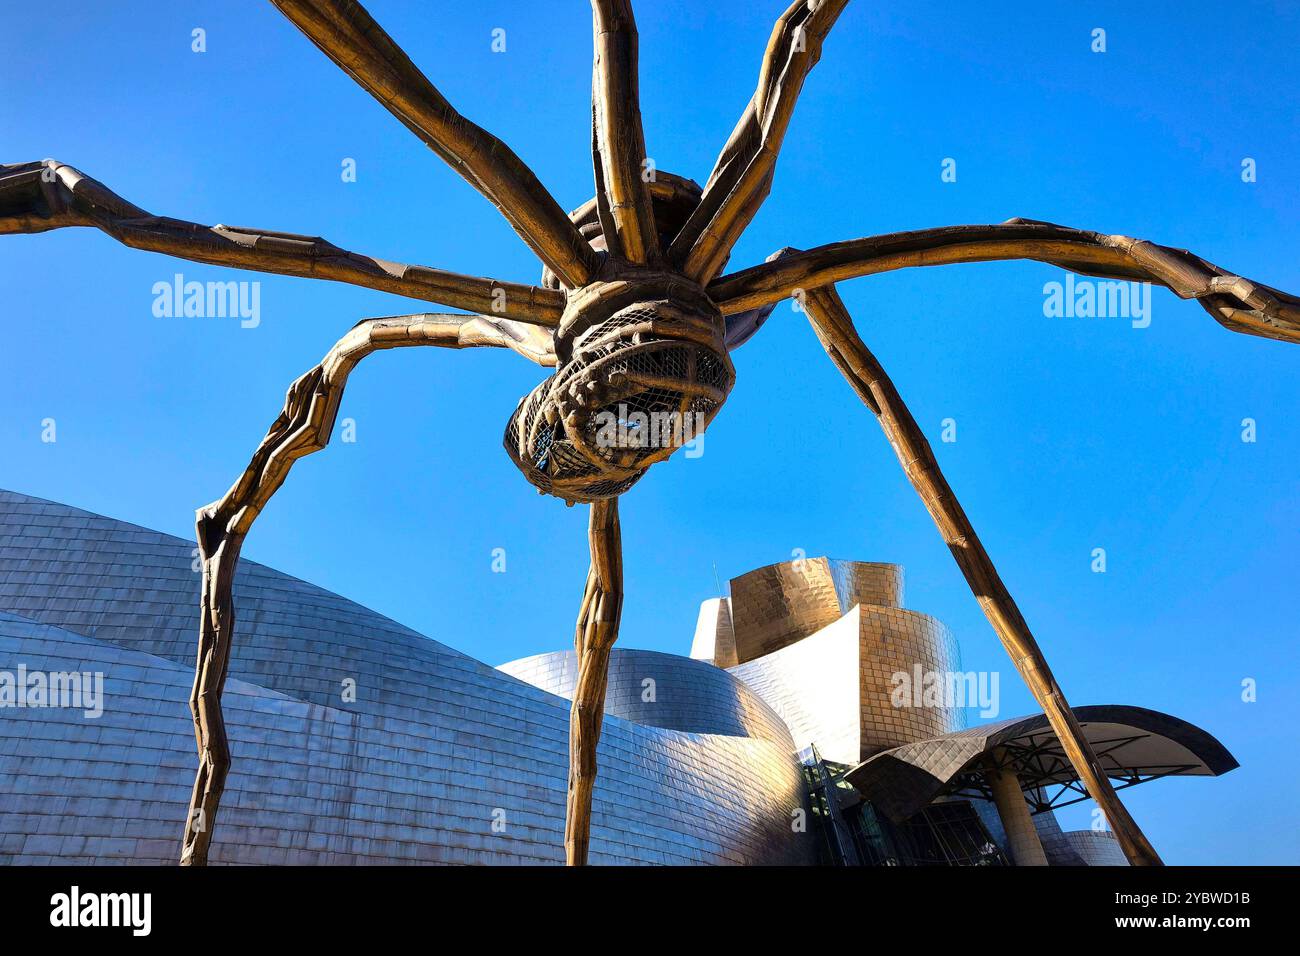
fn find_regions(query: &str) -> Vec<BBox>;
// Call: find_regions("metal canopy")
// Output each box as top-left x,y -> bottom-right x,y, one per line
843,705 -> 1238,823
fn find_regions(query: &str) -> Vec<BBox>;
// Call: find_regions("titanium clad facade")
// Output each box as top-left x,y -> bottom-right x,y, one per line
727,601 -> 963,765
689,597 -> 738,669
0,492 -> 1239,867
1048,829 -> 1130,866
0,490 -> 813,865
499,648 -> 794,747
726,558 -> 905,664
727,612 -> 863,765
856,604 -> 964,755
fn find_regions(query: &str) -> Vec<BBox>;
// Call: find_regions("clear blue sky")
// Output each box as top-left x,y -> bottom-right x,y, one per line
2,1 -> 1296,864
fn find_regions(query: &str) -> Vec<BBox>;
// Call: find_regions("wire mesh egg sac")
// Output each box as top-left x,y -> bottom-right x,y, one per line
504,299 -> 735,503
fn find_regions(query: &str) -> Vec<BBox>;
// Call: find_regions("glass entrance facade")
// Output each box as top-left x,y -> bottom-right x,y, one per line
803,750 -> 1007,866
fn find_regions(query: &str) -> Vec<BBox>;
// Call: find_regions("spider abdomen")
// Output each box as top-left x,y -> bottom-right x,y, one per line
505,280 -> 733,503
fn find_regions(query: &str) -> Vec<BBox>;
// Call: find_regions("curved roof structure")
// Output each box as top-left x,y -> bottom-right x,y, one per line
0,489 -> 813,865
500,648 -> 792,746
693,558 -> 905,667
845,704 -> 1238,823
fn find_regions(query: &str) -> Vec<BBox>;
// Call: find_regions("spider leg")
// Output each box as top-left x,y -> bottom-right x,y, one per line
180,312 -> 553,866
709,220 -> 1300,345
668,0 -> 849,282
589,1 -> 659,265
0,160 -> 565,326
794,278 -> 1164,867
565,497 -> 624,866
269,0 -> 598,287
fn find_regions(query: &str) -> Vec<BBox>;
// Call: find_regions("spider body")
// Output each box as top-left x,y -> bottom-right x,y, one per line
7,0 -> 1296,869
507,273 -> 732,503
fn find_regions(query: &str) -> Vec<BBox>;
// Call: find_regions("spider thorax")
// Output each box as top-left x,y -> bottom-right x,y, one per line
505,276 -> 734,503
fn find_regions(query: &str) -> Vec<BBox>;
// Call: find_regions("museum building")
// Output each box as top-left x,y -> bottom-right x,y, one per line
0,489 -> 1236,865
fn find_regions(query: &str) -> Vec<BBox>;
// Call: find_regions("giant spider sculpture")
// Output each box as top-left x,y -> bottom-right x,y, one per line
4,0 -> 1298,868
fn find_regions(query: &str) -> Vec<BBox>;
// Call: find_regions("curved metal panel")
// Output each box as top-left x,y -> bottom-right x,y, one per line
727,558 -> 904,664
690,597 -> 737,669
1050,830 -> 1130,867
499,648 -> 794,748
0,490 -> 814,866
728,604 -> 964,765
845,705 -> 1239,823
